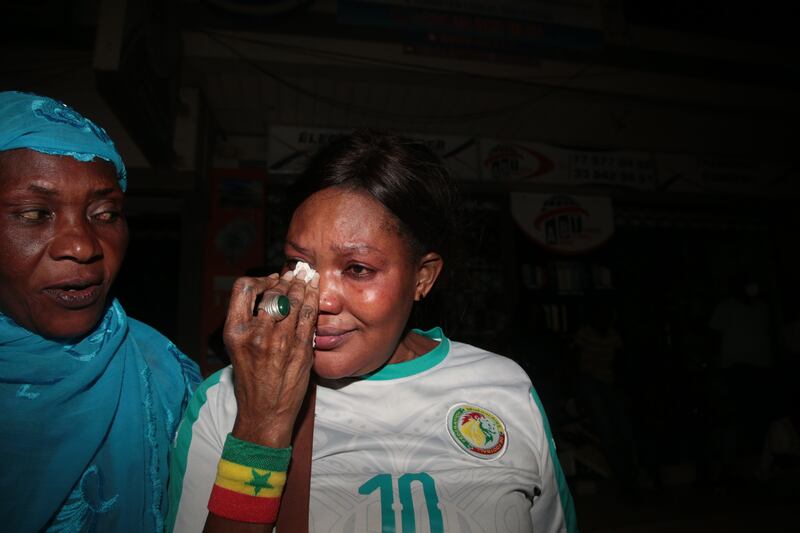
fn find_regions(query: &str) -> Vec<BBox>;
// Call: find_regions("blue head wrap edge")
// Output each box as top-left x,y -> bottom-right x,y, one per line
0,91 -> 127,191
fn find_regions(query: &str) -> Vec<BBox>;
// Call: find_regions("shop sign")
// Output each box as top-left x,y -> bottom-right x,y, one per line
511,193 -> 614,254
267,126 -> 479,181
567,150 -> 658,189
260,128 -> 790,196
480,139 -> 657,189
267,126 -> 351,178
406,132 -> 481,181
481,140 -> 556,181
652,155 -> 789,195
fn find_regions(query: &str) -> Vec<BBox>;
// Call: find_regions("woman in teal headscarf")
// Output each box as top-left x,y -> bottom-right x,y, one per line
0,91 -> 201,532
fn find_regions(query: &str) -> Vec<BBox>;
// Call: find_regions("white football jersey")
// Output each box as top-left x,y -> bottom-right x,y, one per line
168,328 -> 577,533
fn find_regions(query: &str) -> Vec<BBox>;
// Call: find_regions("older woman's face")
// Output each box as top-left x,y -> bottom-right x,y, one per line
285,187 -> 424,379
0,149 -> 128,339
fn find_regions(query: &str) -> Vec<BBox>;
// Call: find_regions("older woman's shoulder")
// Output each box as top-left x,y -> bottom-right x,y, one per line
126,316 -> 179,344
127,317 -> 202,394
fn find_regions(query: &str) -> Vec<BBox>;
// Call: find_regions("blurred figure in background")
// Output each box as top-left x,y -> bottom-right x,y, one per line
757,303 -> 800,478
507,302 -> 570,430
707,273 -> 776,484
573,301 -> 639,499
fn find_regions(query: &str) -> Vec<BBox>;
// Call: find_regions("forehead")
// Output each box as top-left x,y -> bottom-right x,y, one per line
287,187 -> 405,251
0,149 -> 119,193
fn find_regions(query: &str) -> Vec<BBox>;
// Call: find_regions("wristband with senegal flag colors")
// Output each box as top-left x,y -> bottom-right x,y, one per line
207,433 -> 292,523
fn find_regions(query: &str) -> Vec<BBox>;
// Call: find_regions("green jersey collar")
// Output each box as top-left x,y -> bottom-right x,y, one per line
364,327 -> 449,381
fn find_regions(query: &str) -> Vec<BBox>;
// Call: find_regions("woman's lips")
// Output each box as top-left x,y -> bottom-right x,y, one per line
313,328 -> 354,350
43,284 -> 103,309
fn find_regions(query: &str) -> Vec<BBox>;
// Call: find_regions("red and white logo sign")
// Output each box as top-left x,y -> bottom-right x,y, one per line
512,193 -> 614,254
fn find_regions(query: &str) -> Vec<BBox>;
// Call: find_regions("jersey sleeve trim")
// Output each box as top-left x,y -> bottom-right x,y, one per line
530,385 -> 579,533
166,368 -> 225,532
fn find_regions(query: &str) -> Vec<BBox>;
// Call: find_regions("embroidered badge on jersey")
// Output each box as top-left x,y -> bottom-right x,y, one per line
446,403 -> 508,460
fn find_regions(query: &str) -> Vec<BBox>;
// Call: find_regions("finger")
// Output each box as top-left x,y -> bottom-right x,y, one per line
260,272 -> 309,366
226,274 -> 280,328
283,271 -> 311,324
256,270 -> 295,320
295,272 -> 320,349
281,273 -> 319,377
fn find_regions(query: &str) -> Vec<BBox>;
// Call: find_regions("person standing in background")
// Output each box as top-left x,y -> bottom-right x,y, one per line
707,273 -> 776,484
573,302 -> 638,499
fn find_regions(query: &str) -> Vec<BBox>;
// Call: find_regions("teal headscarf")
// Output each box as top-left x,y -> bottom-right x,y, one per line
0,90 -> 127,190
0,92 -> 200,531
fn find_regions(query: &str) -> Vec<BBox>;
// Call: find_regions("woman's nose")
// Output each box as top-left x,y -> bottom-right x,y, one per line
49,216 -> 103,263
317,274 -> 342,314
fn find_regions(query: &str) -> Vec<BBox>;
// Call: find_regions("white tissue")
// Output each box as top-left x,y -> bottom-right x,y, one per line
292,260 -> 317,282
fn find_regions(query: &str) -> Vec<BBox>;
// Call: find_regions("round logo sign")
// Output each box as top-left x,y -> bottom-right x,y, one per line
446,403 -> 507,460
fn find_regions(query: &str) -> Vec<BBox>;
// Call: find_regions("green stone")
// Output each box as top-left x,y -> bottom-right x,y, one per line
277,295 -> 290,317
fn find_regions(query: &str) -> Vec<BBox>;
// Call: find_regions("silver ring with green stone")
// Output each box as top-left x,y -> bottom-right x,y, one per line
262,294 -> 290,321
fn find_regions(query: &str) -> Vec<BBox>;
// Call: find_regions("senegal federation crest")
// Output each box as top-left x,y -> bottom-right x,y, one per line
446,403 -> 507,460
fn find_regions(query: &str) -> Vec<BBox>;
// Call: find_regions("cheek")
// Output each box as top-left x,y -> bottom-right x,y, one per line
352,280 -> 414,325
0,236 -> 41,321
358,286 -> 382,305
99,225 -> 129,275
0,230 -> 43,283
0,221 -> 40,250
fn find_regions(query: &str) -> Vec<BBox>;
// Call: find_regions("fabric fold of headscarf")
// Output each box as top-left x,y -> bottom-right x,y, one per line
0,90 -> 127,190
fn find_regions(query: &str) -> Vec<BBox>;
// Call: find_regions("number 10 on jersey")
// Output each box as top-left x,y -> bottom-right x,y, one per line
358,472 -> 444,533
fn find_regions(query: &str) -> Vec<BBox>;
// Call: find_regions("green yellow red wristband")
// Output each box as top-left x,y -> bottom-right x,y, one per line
207,434 -> 292,523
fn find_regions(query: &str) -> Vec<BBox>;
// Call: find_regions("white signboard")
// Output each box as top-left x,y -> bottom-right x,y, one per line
405,132 -> 480,181
267,126 -> 480,181
480,140 -> 658,189
652,155 -> 787,195
268,126 -> 351,177
511,193 -> 614,254
223,127 -> 789,196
